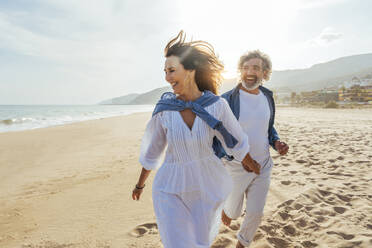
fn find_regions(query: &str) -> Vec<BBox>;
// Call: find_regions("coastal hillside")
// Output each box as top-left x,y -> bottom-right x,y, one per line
100,53 -> 372,104
99,93 -> 140,105
266,53 -> 372,91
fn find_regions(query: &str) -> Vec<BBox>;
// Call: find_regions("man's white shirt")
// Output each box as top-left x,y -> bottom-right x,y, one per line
228,89 -> 273,172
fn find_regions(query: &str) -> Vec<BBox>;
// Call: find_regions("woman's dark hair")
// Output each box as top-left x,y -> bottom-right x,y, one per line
164,30 -> 224,95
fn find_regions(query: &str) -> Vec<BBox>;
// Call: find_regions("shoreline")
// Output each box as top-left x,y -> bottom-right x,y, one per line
0,111 -> 154,134
2,103 -> 371,135
0,105 -> 154,134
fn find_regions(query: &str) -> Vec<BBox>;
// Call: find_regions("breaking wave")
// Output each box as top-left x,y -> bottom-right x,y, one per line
0,117 -> 35,125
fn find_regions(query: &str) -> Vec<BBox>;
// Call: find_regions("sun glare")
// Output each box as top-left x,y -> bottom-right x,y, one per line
222,70 -> 237,79
177,0 -> 300,74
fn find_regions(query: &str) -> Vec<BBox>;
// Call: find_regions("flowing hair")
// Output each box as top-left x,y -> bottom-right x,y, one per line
164,30 -> 224,95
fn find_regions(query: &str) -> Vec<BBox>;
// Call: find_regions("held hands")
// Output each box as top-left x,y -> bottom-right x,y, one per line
274,140 -> 289,156
241,153 -> 261,175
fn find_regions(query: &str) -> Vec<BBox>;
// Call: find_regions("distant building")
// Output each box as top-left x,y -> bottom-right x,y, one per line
341,76 -> 372,88
299,88 -> 338,103
338,85 -> 372,102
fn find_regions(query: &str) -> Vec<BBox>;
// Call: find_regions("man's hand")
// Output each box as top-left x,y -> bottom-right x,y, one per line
274,140 -> 289,155
242,153 -> 261,175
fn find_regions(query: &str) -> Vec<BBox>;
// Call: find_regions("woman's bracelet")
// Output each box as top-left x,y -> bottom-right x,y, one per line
135,184 -> 145,190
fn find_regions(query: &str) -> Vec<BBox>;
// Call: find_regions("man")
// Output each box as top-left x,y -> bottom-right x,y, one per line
213,50 -> 289,247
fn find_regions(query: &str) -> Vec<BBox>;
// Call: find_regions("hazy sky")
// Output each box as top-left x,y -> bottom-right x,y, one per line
1,0 -> 371,104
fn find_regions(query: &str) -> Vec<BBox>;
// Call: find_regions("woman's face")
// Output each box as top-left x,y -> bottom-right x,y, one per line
164,55 -> 192,95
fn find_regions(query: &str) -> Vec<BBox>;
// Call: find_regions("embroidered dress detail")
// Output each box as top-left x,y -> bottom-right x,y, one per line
152,91 -> 238,148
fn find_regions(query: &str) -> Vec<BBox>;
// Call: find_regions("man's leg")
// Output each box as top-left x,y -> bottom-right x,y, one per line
237,172 -> 271,247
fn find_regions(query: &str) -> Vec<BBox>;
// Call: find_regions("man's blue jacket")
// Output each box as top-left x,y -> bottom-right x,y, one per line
212,84 -> 280,159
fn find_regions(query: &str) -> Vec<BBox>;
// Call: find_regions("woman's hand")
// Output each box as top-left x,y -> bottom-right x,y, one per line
132,185 -> 144,201
132,168 -> 151,201
241,153 -> 261,175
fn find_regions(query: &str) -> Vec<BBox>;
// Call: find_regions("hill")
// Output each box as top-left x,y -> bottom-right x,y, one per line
100,53 -> 372,104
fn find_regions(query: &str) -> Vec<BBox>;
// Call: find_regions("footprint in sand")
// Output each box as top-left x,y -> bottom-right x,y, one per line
355,160 -> 369,164
318,189 -> 332,197
296,159 -> 307,164
314,215 -> 328,223
333,206 -> 347,214
278,211 -> 291,221
278,199 -> 294,207
335,194 -> 352,202
301,240 -> 318,248
294,217 -> 307,228
259,224 -> 277,236
211,236 -> 234,248
252,230 -> 264,241
308,178 -> 316,183
281,181 -> 291,186
326,231 -> 355,240
350,185 -> 359,190
283,224 -> 297,236
267,237 -> 290,248
293,203 -> 303,210
336,156 -> 344,160
130,223 -> 158,237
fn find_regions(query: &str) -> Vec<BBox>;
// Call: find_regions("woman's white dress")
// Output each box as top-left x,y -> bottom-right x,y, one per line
139,98 -> 250,248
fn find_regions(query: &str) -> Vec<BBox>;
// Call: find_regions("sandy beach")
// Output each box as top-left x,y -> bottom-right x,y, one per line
1,107 -> 371,248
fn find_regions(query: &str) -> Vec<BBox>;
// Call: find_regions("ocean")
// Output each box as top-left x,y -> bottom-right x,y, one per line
0,105 -> 155,133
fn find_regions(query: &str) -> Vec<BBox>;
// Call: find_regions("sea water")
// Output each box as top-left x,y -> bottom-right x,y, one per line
0,105 -> 154,133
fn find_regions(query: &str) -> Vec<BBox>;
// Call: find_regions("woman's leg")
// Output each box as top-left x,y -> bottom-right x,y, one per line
179,190 -> 226,247
180,191 -> 212,246
152,191 -> 195,248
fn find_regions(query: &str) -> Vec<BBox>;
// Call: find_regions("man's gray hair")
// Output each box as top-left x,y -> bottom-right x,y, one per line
238,50 -> 272,81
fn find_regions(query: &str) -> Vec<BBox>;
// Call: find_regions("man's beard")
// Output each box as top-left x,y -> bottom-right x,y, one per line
241,76 -> 263,90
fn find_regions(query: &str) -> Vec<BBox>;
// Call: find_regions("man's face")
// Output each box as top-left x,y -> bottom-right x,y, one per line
240,58 -> 265,90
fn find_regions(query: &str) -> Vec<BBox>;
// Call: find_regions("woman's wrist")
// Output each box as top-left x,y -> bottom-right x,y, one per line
135,183 -> 145,189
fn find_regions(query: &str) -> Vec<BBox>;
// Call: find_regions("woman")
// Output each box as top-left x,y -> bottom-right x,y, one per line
132,31 -> 259,248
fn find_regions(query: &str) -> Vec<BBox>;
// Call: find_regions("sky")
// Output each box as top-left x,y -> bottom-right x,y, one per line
0,0 -> 371,104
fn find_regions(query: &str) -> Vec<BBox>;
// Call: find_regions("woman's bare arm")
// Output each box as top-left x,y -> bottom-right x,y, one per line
132,168 -> 151,201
